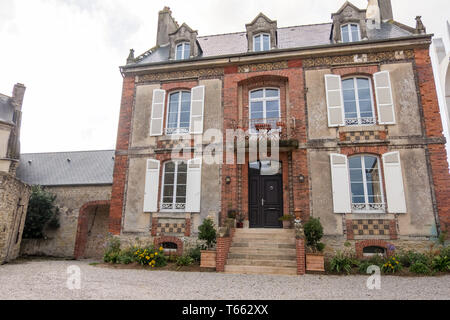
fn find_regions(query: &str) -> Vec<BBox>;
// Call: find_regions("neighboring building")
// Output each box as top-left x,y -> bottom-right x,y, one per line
17,150 -> 114,259
434,22 -> 450,142
0,83 -> 31,264
110,0 -> 450,275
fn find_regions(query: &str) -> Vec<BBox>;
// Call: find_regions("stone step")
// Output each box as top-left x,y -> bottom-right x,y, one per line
224,265 -> 297,276
231,242 -> 296,249
234,228 -> 295,234
233,234 -> 295,241
229,247 -> 296,255
228,253 -> 297,261
227,259 -> 297,268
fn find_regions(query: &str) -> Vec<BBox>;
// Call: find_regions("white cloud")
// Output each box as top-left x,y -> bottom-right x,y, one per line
0,0 -> 448,153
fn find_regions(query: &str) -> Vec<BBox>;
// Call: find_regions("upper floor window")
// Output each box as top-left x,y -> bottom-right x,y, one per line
166,91 -> 191,135
253,33 -> 271,52
342,77 -> 376,126
341,24 -> 360,43
349,155 -> 385,213
161,161 -> 187,211
249,88 -> 280,133
176,42 -> 190,60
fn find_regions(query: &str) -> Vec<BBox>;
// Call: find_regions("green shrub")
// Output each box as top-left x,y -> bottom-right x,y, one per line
118,248 -> 135,265
397,250 -> 429,268
304,218 -> 324,253
103,237 -> 122,263
382,256 -> 402,274
23,186 -> 60,239
176,255 -> 194,266
431,255 -> 450,272
329,251 -> 358,275
187,245 -> 204,262
134,245 -> 167,268
410,262 -> 432,275
198,217 -> 217,249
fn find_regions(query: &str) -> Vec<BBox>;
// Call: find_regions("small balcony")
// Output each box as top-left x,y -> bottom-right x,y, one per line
345,117 -> 376,126
352,203 -> 386,214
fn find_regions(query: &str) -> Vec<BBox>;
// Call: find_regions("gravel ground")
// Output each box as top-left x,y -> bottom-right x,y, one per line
0,259 -> 448,300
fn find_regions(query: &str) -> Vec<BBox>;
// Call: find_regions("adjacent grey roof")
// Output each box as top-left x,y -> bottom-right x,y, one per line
16,150 -> 115,186
0,94 -> 14,124
133,22 -> 414,65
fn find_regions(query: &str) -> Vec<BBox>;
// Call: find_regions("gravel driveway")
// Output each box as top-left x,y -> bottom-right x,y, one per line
0,259 -> 448,300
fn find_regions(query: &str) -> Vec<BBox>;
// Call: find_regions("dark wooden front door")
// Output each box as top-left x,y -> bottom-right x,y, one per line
249,161 -> 283,228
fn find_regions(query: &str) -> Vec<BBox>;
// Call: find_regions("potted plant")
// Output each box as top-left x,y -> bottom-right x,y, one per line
236,213 -> 245,228
255,123 -> 272,131
199,217 -> 217,268
279,214 -> 294,229
304,217 -> 325,272
227,209 -> 238,228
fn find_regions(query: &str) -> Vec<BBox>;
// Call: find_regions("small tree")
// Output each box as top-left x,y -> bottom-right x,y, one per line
198,217 -> 217,249
23,186 -> 60,239
304,217 -> 324,253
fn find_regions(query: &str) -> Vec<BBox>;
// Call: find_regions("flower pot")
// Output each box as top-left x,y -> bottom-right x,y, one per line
306,253 -> 325,272
282,220 -> 292,229
200,250 -> 217,268
236,222 -> 244,228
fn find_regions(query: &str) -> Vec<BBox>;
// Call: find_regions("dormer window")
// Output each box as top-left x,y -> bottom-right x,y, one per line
253,33 -> 271,52
175,42 -> 190,60
341,24 -> 361,43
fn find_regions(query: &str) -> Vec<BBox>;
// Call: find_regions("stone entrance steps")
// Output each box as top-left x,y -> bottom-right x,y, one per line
224,229 -> 297,276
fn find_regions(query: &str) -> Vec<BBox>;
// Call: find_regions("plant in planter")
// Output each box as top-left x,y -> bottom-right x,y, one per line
227,209 -> 238,228
279,214 -> 294,229
198,217 -> 217,268
236,213 -> 245,228
304,217 -> 325,272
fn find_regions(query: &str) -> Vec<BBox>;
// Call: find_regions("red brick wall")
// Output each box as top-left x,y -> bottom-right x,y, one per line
296,238 -> 306,275
109,75 -> 135,235
355,240 -> 395,259
216,228 -> 235,272
414,48 -> 450,237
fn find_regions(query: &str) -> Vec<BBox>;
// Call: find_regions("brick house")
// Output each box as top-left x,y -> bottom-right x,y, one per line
109,1 -> 450,274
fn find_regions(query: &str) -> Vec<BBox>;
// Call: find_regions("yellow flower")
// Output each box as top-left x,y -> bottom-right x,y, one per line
150,254 -> 154,258
155,252 -> 158,256
160,247 -> 164,251
146,256 -> 150,260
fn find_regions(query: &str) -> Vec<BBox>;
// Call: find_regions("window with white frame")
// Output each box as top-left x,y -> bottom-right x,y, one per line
349,155 -> 385,213
341,24 -> 361,43
176,42 -> 190,60
342,77 -> 376,126
249,88 -> 281,132
166,91 -> 191,135
253,33 -> 271,52
161,161 -> 187,211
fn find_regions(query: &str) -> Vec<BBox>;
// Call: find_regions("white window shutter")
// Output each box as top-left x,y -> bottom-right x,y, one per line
330,154 -> 352,213
185,158 -> 202,213
143,159 -> 160,212
374,71 -> 396,125
325,74 -> 345,127
149,89 -> 166,136
382,152 -> 407,213
190,86 -> 205,134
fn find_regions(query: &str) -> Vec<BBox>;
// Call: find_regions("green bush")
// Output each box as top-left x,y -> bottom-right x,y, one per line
329,251 -> 358,275
134,245 -> 167,268
23,186 -> 60,239
397,250 -> 429,268
187,245 -> 204,262
198,217 -> 217,249
176,255 -> 194,267
118,248 -> 135,265
431,255 -> 450,272
304,218 -> 324,253
410,262 -> 432,275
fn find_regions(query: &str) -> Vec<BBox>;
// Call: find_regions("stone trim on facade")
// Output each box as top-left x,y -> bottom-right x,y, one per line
355,239 -> 395,259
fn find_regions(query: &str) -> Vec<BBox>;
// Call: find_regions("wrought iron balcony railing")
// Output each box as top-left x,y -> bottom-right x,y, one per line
345,117 -> 376,126
352,203 -> 386,213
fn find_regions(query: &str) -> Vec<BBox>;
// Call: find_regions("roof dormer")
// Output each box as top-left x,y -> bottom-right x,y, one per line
331,1 -> 368,43
168,23 -> 200,60
246,13 -> 277,52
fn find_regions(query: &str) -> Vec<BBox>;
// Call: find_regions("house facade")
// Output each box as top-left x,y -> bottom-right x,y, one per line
110,0 -> 450,267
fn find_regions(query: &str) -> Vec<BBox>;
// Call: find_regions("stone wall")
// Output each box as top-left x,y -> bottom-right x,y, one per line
0,172 -> 31,264
20,185 -> 111,258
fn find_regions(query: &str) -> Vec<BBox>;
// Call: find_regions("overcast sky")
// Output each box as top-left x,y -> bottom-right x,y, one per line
0,0 -> 449,154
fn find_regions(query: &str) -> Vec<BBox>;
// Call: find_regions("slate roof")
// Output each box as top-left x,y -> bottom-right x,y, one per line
133,22 -> 414,66
16,150 -> 115,186
0,93 -> 14,124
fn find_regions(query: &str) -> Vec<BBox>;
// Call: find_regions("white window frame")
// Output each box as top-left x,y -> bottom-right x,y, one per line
160,160 -> 188,212
342,77 -> 376,126
253,33 -> 271,52
165,90 -> 191,135
348,154 -> 386,214
341,23 -> 361,43
249,87 -> 281,134
175,42 -> 190,60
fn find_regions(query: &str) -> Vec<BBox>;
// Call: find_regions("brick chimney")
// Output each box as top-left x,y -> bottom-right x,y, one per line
156,7 -> 179,47
378,0 -> 393,22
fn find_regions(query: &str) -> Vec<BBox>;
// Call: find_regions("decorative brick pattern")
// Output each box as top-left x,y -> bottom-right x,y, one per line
352,220 -> 391,236
340,131 -> 387,142
154,236 -> 183,256
296,238 -> 306,275
156,222 -> 186,235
